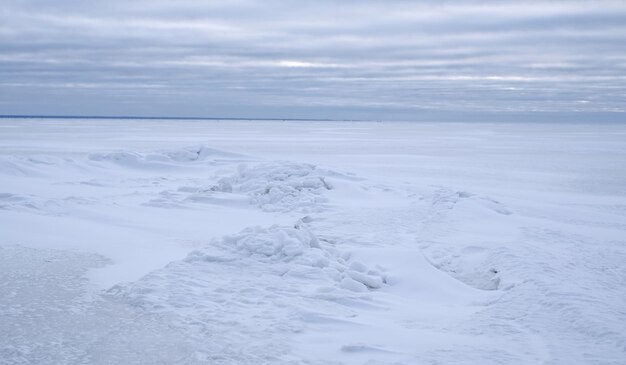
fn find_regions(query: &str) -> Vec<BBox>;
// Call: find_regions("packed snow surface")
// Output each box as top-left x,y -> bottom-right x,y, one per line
1,119 -> 625,364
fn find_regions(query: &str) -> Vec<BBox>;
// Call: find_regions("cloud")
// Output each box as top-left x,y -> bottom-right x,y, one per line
1,0 -> 625,119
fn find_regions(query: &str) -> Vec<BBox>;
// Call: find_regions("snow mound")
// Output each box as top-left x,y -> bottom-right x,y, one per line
188,222 -> 386,292
0,193 -> 69,215
417,187 -> 514,290
155,145 -> 246,162
104,222 -> 386,361
89,151 -> 143,163
0,155 -> 79,178
219,223 -> 322,259
88,145 -> 246,167
211,162 -> 334,212
109,222 -> 386,313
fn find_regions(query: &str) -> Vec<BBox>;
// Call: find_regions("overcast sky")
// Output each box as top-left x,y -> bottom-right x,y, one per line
1,0 -> 625,120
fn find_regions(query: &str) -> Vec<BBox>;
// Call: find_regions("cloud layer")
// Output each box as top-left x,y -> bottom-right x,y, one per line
1,0 -> 625,119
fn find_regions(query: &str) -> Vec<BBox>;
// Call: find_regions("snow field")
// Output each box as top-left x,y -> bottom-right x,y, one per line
1,119 -> 625,364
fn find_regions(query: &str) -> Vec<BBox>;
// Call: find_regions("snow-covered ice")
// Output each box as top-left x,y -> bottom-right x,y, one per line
1,118 -> 625,364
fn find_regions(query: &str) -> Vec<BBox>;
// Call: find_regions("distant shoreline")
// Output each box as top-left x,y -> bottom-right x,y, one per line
0,112 -> 624,123
0,115 -> 347,122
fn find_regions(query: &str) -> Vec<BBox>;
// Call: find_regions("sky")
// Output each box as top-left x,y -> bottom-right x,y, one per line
1,0 -> 626,121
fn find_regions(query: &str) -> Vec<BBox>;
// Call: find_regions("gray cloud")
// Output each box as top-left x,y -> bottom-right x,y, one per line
1,0 -> 625,119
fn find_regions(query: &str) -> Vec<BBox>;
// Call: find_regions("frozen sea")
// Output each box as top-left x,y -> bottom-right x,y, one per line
1,118 -> 625,364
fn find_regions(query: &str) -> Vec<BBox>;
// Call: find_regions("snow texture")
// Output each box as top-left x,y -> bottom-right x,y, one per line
1,119 -> 625,364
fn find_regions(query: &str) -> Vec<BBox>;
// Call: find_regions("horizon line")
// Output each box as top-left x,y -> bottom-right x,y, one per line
0,114 -> 363,122
1,111 -> 624,123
